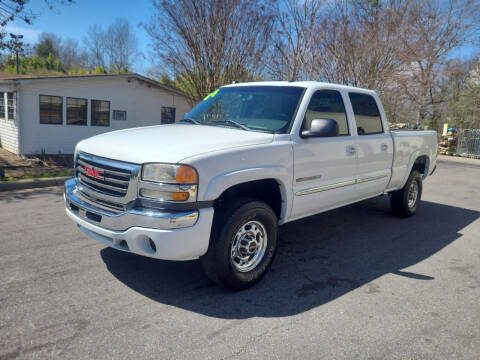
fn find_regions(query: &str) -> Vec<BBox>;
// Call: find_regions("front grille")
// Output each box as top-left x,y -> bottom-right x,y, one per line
75,152 -> 140,212
76,156 -> 131,197
77,189 -> 126,212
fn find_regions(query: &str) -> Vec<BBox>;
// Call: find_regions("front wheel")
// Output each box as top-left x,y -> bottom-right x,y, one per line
390,170 -> 423,218
200,199 -> 278,290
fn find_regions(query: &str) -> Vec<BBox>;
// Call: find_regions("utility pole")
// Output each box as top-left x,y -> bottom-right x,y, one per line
8,34 -> 24,75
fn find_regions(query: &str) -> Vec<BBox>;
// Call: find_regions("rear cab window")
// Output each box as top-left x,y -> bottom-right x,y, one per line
348,93 -> 383,135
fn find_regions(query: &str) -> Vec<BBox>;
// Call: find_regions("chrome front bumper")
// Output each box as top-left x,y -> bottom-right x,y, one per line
64,178 -> 199,231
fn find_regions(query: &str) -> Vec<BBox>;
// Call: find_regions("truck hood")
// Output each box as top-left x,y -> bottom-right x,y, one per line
76,124 -> 274,164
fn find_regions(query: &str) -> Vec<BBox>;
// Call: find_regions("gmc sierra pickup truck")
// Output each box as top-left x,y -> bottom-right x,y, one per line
64,81 -> 437,289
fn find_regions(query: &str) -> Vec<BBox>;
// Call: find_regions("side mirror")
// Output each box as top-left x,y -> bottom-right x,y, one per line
301,118 -> 339,138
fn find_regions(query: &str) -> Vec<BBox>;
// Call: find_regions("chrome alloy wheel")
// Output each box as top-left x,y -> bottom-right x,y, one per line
407,180 -> 419,208
230,220 -> 268,272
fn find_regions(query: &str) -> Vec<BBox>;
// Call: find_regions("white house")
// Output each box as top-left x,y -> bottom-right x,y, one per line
0,73 -> 193,155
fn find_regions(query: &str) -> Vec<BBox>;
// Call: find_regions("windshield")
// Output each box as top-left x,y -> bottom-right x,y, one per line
184,86 -> 305,133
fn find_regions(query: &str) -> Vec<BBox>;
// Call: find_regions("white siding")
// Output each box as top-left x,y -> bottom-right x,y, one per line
0,90 -> 19,154
19,77 -> 192,155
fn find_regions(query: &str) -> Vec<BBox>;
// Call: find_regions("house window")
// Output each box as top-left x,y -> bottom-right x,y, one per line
67,97 -> 87,125
7,92 -> 14,120
0,92 -> 5,119
113,110 -> 127,121
348,93 -> 383,135
40,95 -> 63,125
91,100 -> 110,126
161,107 -> 176,124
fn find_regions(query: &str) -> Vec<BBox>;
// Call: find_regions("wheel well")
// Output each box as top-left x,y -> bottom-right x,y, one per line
214,179 -> 283,219
412,155 -> 428,176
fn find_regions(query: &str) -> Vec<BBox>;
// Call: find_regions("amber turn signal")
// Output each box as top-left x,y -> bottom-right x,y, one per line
171,192 -> 190,201
175,165 -> 198,184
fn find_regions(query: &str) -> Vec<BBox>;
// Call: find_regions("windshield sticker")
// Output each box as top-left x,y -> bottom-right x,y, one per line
203,89 -> 219,101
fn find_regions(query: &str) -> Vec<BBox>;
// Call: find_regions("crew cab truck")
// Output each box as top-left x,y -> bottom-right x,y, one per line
64,81 -> 437,290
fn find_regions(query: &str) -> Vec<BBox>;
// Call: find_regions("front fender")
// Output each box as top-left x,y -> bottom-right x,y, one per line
203,166 -> 291,223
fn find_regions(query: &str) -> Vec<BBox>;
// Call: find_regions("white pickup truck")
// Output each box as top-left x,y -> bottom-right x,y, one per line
64,81 -> 437,289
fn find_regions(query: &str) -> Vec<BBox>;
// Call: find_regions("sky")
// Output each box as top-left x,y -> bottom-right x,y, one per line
7,0 -> 154,74
5,0 -> 478,76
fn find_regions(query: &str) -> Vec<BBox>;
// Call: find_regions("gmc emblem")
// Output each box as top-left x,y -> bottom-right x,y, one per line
82,166 -> 104,180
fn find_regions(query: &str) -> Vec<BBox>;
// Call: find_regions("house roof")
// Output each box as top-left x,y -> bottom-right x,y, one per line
0,73 -> 35,80
0,72 -> 190,99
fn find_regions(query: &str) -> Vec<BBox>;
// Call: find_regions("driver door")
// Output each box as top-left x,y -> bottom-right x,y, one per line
291,89 -> 357,220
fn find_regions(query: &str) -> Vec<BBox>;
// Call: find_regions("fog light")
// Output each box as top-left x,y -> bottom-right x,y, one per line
171,192 -> 189,201
139,188 -> 189,201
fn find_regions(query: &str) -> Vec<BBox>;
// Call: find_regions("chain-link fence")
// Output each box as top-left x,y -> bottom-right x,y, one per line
456,129 -> 480,158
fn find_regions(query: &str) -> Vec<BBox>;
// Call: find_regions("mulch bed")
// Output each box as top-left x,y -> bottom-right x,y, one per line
1,153 -> 74,179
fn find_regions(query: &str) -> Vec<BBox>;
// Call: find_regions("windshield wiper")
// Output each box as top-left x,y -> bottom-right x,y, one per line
218,119 -> 250,131
180,117 -> 201,125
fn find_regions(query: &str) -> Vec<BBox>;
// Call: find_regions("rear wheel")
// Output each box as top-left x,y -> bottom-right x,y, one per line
390,170 -> 422,218
200,198 -> 278,290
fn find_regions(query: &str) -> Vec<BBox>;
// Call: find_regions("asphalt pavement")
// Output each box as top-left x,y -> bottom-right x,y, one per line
1,156 -> 479,359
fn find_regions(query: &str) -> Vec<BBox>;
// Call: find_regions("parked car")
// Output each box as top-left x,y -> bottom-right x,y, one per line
64,81 -> 438,289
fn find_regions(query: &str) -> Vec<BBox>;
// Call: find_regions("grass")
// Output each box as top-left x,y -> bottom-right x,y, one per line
0,169 -> 74,182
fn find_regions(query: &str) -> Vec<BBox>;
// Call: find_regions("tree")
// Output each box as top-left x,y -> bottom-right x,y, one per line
145,0 -> 275,99
266,0 -> 324,81
0,0 -> 72,48
314,0 -> 410,90
395,0 -> 480,129
83,19 -> 140,72
443,58 -> 480,129
35,32 -> 61,58
60,38 -> 87,69
104,18 -> 139,71
94,65 -> 107,74
83,24 -> 106,69
458,63 -> 480,128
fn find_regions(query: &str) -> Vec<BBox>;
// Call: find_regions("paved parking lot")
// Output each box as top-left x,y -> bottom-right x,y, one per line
1,156 -> 479,359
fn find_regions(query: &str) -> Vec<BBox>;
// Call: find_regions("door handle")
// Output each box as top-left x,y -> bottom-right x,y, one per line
346,145 -> 356,155
381,143 -> 388,152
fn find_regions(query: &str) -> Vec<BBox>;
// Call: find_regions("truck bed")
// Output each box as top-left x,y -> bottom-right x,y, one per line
387,130 -> 438,191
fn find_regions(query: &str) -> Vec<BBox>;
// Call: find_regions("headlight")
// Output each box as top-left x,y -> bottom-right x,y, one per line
140,163 -> 198,202
142,164 -> 198,184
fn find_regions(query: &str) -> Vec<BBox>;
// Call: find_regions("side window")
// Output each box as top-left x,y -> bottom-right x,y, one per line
40,95 -> 63,125
304,90 -> 349,136
161,107 -> 176,124
7,92 -> 14,120
67,97 -> 87,126
348,93 -> 383,135
91,100 -> 110,127
0,92 -> 4,119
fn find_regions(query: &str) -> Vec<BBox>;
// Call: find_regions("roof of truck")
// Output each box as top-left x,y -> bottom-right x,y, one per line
222,81 -> 377,94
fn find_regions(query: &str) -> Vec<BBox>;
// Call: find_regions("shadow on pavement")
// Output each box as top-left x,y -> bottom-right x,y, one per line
100,197 -> 479,319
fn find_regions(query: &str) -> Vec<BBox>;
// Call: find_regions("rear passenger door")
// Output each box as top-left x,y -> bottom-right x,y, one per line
348,92 -> 393,199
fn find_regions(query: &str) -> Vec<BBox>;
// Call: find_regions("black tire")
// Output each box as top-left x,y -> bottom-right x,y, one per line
390,170 -> 422,218
200,198 -> 278,290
